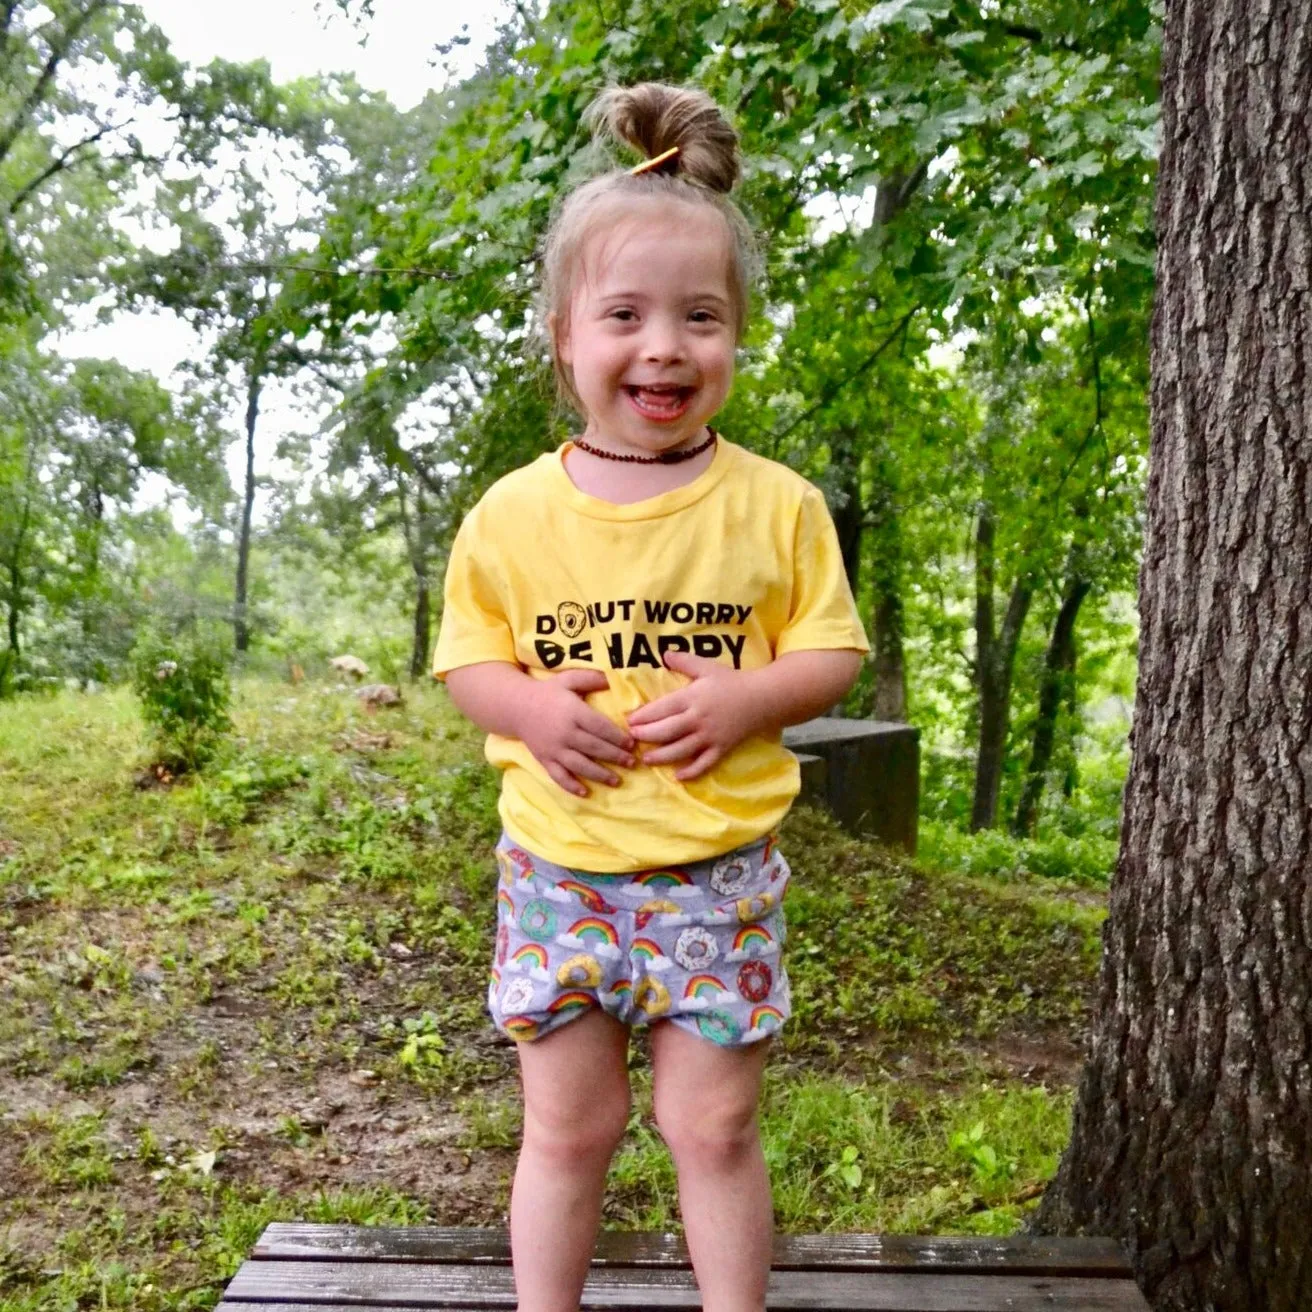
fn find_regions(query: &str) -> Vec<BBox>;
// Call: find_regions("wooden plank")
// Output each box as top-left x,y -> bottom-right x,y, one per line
782,718 -> 920,853
222,1260 -> 1151,1310
251,1225 -> 1131,1277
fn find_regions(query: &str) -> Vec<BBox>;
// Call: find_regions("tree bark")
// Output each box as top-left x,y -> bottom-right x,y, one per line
398,478 -> 435,681
862,445 -> 907,722
1013,546 -> 1091,837
410,573 -> 431,681
233,373 -> 260,653
970,505 -> 1034,830
0,434 -> 37,697
829,429 -> 863,598
1033,4 -> 1312,1308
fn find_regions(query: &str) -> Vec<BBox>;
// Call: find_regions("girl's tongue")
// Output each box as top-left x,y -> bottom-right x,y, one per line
628,385 -> 691,421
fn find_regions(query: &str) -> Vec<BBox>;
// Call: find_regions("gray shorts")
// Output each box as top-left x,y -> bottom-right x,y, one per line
488,831 -> 791,1048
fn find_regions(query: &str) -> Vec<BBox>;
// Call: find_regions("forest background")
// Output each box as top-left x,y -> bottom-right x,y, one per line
1,0 -> 1162,1305
0,0 -> 1158,863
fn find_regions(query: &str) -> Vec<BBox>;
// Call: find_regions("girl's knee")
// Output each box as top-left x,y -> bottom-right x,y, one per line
653,1089 -> 759,1166
516,1009 -> 631,1160
523,1079 -> 631,1162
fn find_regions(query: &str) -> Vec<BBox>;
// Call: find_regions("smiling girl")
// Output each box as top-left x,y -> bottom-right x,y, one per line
432,83 -> 867,1312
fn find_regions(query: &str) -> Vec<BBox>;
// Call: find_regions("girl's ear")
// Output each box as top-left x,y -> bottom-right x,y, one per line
549,310 -> 572,366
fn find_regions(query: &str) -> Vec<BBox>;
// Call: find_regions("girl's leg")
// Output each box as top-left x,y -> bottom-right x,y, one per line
648,1022 -> 774,1312
511,1006 -> 631,1312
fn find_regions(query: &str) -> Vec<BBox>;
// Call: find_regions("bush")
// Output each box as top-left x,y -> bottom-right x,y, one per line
918,819 -> 1117,885
130,628 -> 233,772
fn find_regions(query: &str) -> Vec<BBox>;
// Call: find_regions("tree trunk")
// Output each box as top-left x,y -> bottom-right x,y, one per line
867,454 -> 907,722
233,374 -> 260,653
1033,4 -> 1312,1308
829,434 -> 863,598
970,506 -> 1033,831
1060,667 -> 1079,800
1013,548 -> 1091,837
0,437 -> 37,698
410,575 -> 431,681
399,480 -> 435,681
2,535 -> 27,696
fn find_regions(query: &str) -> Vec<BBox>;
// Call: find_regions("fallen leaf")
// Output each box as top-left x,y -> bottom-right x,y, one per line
187,1149 -> 218,1176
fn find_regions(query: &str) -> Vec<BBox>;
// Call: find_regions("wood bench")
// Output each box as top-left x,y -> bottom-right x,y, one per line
218,1224 -> 1150,1310
783,718 -> 920,855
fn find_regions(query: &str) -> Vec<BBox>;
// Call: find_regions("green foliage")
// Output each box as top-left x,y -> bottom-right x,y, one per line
130,629 -> 234,772
0,0 -> 1159,843
609,1071 -> 1072,1233
919,820 -> 1118,885
949,1119 -> 1017,1187
200,754 -> 313,823
0,679 -> 1109,1299
778,808 -> 1102,1051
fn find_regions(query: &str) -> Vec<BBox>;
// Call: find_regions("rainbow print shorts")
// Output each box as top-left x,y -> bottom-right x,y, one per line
487,831 -> 791,1048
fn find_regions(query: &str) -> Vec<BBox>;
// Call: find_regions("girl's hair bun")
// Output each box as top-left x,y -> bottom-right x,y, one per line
586,83 -> 740,193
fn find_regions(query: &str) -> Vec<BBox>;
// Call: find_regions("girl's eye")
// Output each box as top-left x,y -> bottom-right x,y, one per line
689,309 -> 719,324
609,308 -> 637,321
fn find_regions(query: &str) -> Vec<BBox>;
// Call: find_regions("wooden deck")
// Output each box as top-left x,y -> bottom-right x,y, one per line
218,1225 -> 1150,1311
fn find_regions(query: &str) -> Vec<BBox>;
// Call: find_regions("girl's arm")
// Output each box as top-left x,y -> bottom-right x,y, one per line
731,648 -> 864,733
626,648 -> 864,781
445,662 -> 637,797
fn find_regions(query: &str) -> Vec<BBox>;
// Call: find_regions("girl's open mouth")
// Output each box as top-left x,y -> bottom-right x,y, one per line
626,385 -> 694,422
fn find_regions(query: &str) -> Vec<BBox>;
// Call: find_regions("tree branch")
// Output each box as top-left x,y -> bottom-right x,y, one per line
992,20 -> 1084,53
0,0 -> 21,61
0,0 -> 114,166
767,305 -> 921,457
5,118 -> 124,215
216,259 -> 463,281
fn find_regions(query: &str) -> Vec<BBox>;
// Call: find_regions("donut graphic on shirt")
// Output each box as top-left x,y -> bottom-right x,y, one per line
737,960 -> 772,1003
710,855 -> 753,896
556,953 -> 603,989
633,976 -> 671,1017
501,976 -> 536,1014
557,602 -> 587,638
674,926 -> 718,971
519,899 -> 558,942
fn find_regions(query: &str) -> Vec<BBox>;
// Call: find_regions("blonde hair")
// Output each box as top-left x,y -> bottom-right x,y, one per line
540,83 -> 759,411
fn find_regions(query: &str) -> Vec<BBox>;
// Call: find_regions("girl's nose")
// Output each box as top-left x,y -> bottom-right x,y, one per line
642,319 -> 685,362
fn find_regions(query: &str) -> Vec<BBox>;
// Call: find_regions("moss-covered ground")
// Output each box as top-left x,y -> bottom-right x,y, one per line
0,680 -> 1104,1310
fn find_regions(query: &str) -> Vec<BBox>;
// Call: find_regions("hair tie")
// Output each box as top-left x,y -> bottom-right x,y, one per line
629,145 -> 679,176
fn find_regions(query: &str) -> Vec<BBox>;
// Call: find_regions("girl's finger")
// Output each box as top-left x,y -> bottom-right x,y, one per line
639,735 -> 702,765
572,732 -> 636,766
562,749 -> 621,786
580,708 -> 636,749
627,691 -> 686,726
545,761 -> 588,797
627,710 -> 699,745
674,746 -> 721,781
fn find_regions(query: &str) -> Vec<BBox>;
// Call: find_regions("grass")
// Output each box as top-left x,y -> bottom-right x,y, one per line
0,679 -> 1106,1308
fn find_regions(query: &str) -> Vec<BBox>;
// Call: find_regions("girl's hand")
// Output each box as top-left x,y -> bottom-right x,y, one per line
519,669 -> 637,797
625,651 -> 761,781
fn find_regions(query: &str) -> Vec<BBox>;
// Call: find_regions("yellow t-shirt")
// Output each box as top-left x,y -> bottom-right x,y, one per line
432,437 -> 868,871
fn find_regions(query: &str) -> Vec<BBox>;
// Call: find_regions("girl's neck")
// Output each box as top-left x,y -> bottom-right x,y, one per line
561,425 -> 718,506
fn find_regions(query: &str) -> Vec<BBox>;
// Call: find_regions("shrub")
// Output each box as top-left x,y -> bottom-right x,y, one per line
130,628 -> 233,772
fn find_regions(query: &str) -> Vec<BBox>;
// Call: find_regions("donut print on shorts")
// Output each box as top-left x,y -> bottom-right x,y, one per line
487,832 -> 791,1047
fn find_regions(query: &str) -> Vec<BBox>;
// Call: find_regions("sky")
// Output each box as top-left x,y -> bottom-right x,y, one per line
54,0 -> 509,517
132,0 -> 508,114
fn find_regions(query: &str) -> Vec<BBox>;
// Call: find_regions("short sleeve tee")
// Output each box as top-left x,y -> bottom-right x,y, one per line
432,437 -> 868,871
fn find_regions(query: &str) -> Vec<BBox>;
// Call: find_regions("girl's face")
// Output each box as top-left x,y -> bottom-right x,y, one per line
556,200 -> 737,456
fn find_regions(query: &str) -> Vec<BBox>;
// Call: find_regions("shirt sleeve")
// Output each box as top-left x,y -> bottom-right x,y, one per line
774,486 -> 871,657
431,504 -> 519,679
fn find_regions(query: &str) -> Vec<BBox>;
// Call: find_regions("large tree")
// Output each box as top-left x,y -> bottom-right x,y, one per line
1033,1 -> 1312,1308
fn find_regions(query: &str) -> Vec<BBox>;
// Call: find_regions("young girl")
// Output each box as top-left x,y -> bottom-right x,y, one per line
433,83 -> 867,1312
